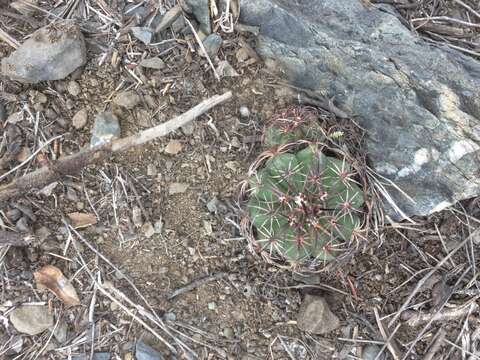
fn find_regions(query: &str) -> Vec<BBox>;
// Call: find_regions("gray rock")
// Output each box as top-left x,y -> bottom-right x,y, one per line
362,345 -> 385,360
91,112 -> 121,147
132,27 -> 153,45
217,60 -> 239,77
72,108 -> 88,129
154,5 -> 183,33
1,20 -> 86,83
240,0 -> 480,219
136,340 -> 163,360
113,90 -> 141,109
185,0 -> 211,34
206,197 -> 218,213
10,305 -> 54,335
296,294 -> 339,334
140,57 -> 165,70
201,33 -> 222,58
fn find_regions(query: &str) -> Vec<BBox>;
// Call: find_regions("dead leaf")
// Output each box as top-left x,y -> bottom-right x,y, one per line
164,140 -> 183,155
67,212 -> 97,228
34,265 -> 80,306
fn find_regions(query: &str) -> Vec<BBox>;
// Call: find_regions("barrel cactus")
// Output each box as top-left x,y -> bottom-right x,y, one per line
243,108 -> 365,267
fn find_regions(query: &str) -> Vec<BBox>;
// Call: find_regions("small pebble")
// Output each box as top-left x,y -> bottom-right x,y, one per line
67,81 -> 81,96
132,206 -> 143,227
164,312 -> 176,321
223,327 -> 234,339
207,302 -> 217,310
72,108 -> 88,129
239,105 -> 250,119
142,222 -> 155,238
154,219 -> 163,234
15,217 -> 30,232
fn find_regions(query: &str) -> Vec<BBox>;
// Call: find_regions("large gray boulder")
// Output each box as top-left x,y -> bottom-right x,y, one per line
240,0 -> 480,219
1,20 -> 86,83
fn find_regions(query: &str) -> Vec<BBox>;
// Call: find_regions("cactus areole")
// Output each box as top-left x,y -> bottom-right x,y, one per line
246,142 -> 364,266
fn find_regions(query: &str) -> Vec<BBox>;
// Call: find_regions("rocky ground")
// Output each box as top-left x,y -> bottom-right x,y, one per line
0,1 -> 480,360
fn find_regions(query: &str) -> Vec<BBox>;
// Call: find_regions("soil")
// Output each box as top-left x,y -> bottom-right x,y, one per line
1,1 -> 480,360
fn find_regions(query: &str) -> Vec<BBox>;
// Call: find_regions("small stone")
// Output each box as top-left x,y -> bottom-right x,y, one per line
140,57 -> 165,70
52,321 -> 68,344
0,102 -> 7,122
154,219 -> 163,234
154,5 -> 182,33
147,164 -> 157,176
91,112 -> 121,147
201,33 -> 222,58
66,186 -> 78,202
7,208 -> 22,222
164,140 -> 183,155
10,305 -> 54,335
239,105 -> 250,119
169,183 -> 189,195
132,206 -> 143,227
113,91 -> 141,110
142,222 -> 155,238
164,312 -> 176,321
206,197 -> 218,213
1,20 -> 86,83
7,111 -> 22,124
216,60 -> 239,77
135,340 -> 163,360
72,108 -> 88,129
15,217 -> 30,233
207,302 -> 217,310
67,80 -> 81,96
362,345 -> 385,360
181,122 -> 195,136
223,327 -> 234,339
296,294 -> 340,335
131,27 -> 153,45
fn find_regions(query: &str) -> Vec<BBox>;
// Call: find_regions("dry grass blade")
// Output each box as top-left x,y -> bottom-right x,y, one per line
0,28 -> 20,49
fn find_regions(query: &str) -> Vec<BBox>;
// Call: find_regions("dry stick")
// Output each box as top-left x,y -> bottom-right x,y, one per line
388,226 -> 480,328
0,231 -> 34,247
0,28 -> 20,49
0,91 -> 232,205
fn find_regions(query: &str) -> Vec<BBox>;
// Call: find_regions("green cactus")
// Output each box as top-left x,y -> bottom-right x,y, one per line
264,107 -> 325,148
246,143 -> 363,265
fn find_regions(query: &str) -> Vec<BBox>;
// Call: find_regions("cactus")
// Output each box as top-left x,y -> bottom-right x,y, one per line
264,107 -> 325,148
246,143 -> 363,266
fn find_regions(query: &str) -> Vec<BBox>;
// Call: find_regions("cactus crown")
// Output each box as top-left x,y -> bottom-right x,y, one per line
245,108 -> 364,267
